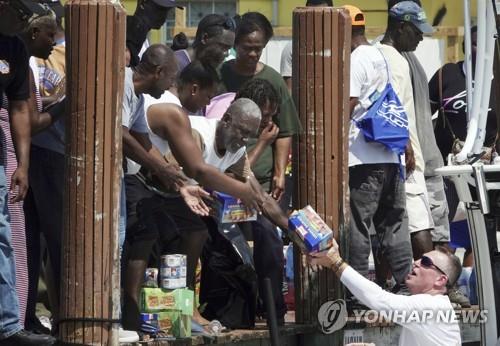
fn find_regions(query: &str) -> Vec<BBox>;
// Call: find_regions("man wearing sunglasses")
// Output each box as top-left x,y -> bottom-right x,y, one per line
0,2 -> 56,344
309,239 -> 462,345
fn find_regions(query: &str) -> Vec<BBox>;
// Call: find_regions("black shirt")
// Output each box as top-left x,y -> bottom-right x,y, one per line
428,61 -> 497,161
126,15 -> 149,67
0,34 -> 30,108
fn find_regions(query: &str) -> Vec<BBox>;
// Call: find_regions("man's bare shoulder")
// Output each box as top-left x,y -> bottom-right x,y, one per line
148,103 -> 187,123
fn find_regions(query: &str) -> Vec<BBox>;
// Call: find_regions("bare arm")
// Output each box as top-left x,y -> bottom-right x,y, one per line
123,127 -> 184,190
9,99 -> 31,202
271,136 -> 291,201
147,103 -> 263,210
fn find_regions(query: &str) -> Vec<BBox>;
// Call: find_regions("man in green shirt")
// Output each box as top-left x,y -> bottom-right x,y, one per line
220,12 -> 300,322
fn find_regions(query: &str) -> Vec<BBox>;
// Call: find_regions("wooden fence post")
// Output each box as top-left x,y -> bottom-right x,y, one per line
292,7 -> 351,325
60,1 -> 125,344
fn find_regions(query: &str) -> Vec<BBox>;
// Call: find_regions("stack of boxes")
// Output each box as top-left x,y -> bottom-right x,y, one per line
140,254 -> 193,338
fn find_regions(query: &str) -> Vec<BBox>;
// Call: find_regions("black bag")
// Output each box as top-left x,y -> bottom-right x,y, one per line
200,220 -> 258,329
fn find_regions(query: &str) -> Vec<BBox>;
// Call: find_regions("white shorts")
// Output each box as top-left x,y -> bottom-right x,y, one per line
406,170 -> 434,233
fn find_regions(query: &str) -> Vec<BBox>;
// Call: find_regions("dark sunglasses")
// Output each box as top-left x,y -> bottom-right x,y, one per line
420,255 -> 448,277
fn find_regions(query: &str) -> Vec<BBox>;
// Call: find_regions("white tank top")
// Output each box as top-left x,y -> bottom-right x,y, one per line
189,116 -> 246,173
143,90 -> 182,156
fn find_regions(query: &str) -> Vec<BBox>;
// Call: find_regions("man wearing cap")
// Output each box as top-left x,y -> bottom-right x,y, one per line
0,1 -> 56,344
126,0 -> 181,67
342,5 -> 413,299
375,0 -> 435,291
389,0 -> 450,264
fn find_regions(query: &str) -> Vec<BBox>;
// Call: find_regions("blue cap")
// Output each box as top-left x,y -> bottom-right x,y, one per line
389,1 -> 433,34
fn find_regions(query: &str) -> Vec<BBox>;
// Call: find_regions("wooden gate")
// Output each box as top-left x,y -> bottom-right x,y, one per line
292,7 -> 351,325
60,1 -> 126,344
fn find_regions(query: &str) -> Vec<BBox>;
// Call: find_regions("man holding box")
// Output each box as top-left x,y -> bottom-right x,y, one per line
309,239 -> 462,345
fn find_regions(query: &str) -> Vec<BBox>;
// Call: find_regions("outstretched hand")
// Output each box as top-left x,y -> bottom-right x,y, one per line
307,238 -> 340,269
180,185 -> 212,216
156,162 -> 187,191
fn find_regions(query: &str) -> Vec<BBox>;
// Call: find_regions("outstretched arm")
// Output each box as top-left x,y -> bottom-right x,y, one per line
147,104 -> 263,210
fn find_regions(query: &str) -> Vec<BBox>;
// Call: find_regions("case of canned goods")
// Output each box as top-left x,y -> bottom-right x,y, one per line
161,266 -> 183,279
160,254 -> 187,268
161,277 -> 186,289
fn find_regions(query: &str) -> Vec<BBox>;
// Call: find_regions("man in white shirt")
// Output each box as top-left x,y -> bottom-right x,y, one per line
309,239 -> 462,346
376,1 -> 435,271
343,5 -> 412,291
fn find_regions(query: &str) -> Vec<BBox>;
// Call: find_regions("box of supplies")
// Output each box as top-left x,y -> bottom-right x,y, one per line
157,310 -> 191,338
140,287 -> 194,315
288,205 -> 333,252
214,191 -> 258,223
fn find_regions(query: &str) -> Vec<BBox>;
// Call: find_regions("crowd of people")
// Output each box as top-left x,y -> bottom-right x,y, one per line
0,0 -> 497,345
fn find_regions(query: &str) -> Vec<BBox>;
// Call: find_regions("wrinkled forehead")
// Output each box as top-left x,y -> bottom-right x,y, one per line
422,250 -> 448,268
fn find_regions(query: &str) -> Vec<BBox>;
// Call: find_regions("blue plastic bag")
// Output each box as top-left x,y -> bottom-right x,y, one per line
355,83 -> 409,155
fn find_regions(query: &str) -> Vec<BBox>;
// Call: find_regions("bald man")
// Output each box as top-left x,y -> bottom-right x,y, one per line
167,98 -> 287,228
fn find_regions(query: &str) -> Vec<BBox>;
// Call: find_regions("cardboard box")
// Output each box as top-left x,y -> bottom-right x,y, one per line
214,191 -> 258,223
140,288 -> 194,315
157,310 -> 191,338
288,205 -> 333,252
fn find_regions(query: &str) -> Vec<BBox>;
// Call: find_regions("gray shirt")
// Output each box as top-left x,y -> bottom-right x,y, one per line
402,51 -> 444,174
122,67 -> 147,133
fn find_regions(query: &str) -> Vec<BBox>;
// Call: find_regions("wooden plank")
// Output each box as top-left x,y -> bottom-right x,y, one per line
313,9 -> 328,305
83,2 -> 97,342
74,1 -> 89,341
291,10 -> 301,323
63,2 -> 79,341
93,2 -> 106,343
295,8 -> 308,324
339,10 -> 351,236
305,8 -> 316,323
101,4 -> 113,342
323,8 -> 335,301
109,3 -> 127,343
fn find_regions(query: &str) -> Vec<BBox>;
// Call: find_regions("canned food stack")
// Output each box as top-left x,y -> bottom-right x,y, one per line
140,254 -> 192,338
160,254 -> 187,289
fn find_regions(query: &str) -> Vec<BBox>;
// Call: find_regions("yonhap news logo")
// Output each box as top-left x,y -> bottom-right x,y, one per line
317,299 -> 348,334
351,308 -> 488,324
318,299 -> 488,334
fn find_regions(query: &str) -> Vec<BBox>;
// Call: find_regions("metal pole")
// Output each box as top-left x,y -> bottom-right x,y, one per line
463,0 -> 473,122
264,278 -> 281,346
